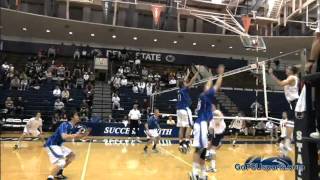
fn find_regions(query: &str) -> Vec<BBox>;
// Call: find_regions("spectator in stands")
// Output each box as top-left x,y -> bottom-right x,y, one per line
51,112 -> 60,131
106,115 -> 114,123
15,97 -> 24,116
57,64 -> 65,80
255,121 -> 266,135
250,101 -> 263,117
80,100 -> 89,117
124,66 -> 131,75
1,61 -> 9,73
132,83 -> 139,94
168,76 -> 177,86
154,73 -> 161,81
10,76 -> 20,90
60,113 -> 68,122
64,67 -> 71,81
19,71 -> 28,91
74,48 -> 80,60
135,58 -> 141,70
83,72 -> 90,84
141,67 -> 148,77
48,46 -> 56,59
148,73 -> 154,82
61,88 -> 70,103
53,86 -> 61,98
122,115 -> 129,127
118,66 -> 124,75
5,97 -> 14,115
54,98 -> 65,114
166,116 -> 175,125
146,82 -> 153,96
113,76 -> 121,89
89,72 -> 95,84
45,69 -> 53,82
112,93 -> 121,110
120,76 -> 128,86
154,81 -> 161,92
128,104 -> 141,142
138,81 -> 146,93
141,98 -> 150,115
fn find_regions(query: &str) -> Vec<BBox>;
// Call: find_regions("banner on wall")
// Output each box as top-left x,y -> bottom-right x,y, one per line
94,57 -> 108,70
151,5 -> 164,28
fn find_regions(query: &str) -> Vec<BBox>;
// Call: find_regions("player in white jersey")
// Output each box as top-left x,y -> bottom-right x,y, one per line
269,66 -> 299,152
206,105 -> 225,173
229,112 -> 245,147
14,112 -> 44,149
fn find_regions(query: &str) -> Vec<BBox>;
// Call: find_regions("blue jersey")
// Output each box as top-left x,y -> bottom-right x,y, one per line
147,115 -> 160,129
45,122 -> 78,146
195,88 -> 215,123
176,87 -> 192,109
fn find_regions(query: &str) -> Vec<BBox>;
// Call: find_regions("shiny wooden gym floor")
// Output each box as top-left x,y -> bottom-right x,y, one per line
1,139 -> 294,180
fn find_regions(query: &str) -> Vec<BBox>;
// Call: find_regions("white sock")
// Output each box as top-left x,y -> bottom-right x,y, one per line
192,163 -> 200,175
211,160 -> 216,169
199,165 -> 207,178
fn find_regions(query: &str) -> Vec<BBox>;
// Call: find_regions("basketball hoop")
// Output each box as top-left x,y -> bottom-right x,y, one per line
241,15 -> 251,33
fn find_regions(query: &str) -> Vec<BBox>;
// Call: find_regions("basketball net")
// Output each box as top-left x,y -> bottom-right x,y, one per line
151,5 -> 163,28
241,15 -> 251,33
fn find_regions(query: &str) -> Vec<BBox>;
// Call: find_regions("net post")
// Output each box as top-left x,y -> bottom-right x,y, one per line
261,62 -> 269,119
150,94 -> 155,113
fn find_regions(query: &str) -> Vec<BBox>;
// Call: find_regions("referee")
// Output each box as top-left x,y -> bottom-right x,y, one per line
128,104 -> 142,142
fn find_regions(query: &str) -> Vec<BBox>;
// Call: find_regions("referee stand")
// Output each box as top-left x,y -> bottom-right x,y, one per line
296,72 -> 320,180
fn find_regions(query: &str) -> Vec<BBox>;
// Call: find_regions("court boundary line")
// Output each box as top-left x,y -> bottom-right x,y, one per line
158,146 -> 192,167
80,141 -> 92,180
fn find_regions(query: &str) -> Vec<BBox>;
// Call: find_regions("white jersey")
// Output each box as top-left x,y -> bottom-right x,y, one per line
284,75 -> 299,102
280,119 -> 287,138
209,110 -> 226,134
231,117 -> 243,130
26,117 -> 43,130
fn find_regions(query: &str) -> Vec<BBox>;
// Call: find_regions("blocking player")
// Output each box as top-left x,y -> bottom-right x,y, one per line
144,109 -> 161,153
176,69 -> 198,153
189,65 -> 224,180
206,105 -> 225,173
14,112 -> 44,149
45,111 -> 90,180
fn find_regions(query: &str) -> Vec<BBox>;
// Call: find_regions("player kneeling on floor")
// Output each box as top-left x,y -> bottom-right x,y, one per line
144,109 -> 161,153
45,111 -> 90,180
14,112 -> 44,149
206,105 -> 225,173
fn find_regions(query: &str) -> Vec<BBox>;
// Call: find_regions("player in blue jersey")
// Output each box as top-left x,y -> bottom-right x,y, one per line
144,109 -> 161,153
45,111 -> 90,180
177,69 -> 199,153
189,65 -> 224,180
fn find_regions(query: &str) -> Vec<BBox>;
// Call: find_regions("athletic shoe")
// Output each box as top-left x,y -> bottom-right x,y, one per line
207,167 -> 217,173
13,144 -> 19,150
310,131 -> 320,139
136,139 -> 142,143
152,148 -> 159,153
188,172 -> 198,180
55,174 -> 68,179
47,177 -> 54,180
199,175 -> 208,180
232,140 -> 236,147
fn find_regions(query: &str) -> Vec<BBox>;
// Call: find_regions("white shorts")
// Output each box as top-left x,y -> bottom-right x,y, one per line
23,127 -> 40,137
46,145 -> 72,165
177,108 -> 193,127
146,129 -> 160,138
193,121 -> 208,148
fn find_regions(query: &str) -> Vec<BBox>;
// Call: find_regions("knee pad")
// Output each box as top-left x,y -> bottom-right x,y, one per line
200,148 -> 207,160
55,159 -> 66,168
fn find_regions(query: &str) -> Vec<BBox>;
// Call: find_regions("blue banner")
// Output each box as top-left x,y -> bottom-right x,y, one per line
85,122 -> 179,138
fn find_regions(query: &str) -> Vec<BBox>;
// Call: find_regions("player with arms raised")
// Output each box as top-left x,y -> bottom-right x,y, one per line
189,65 -> 224,180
